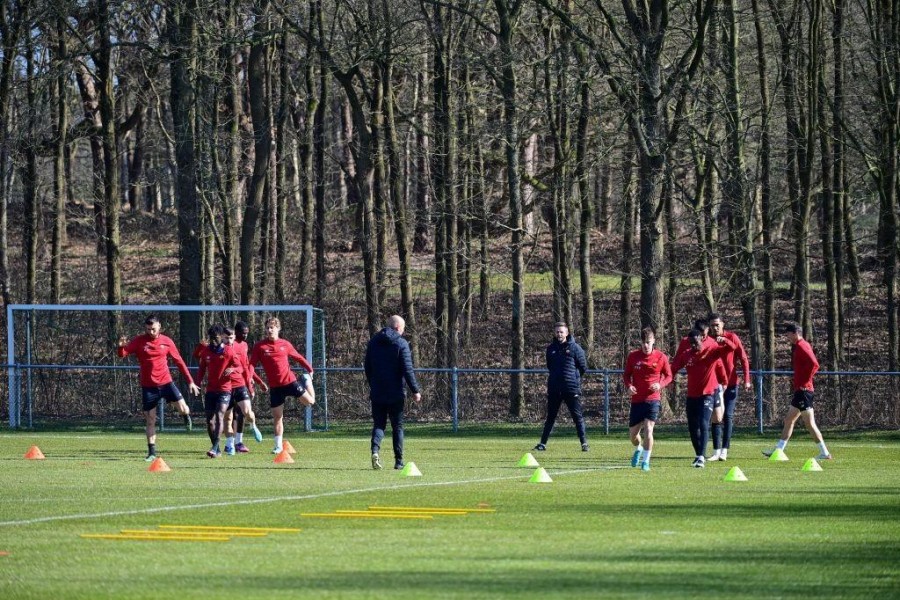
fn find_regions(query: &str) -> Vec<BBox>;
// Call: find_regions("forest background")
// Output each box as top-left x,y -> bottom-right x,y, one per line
0,0 -> 897,428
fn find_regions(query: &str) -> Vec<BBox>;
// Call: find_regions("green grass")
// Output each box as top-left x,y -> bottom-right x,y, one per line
0,429 -> 898,599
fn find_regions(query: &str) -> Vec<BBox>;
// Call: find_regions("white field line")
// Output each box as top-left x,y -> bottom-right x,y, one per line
0,466 -> 618,528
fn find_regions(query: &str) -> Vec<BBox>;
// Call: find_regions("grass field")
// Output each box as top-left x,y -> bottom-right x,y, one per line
0,428 -> 898,599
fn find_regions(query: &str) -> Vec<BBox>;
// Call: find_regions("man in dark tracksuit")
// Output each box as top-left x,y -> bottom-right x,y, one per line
534,322 -> 590,452
365,315 -> 422,470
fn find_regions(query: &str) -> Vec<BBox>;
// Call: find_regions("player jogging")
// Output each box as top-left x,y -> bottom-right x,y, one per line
118,315 -> 200,461
196,324 -> 249,458
763,322 -> 832,460
249,317 -> 315,454
670,329 -> 736,468
223,324 -> 267,454
623,327 -> 672,472
707,313 -> 752,461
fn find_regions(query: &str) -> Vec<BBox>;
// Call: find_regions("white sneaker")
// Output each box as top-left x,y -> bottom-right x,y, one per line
720,449 -> 728,461
707,451 -> 722,461
816,452 -> 833,460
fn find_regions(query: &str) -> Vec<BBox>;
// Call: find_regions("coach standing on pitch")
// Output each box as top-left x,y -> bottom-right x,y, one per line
534,322 -> 590,453
365,315 -> 421,470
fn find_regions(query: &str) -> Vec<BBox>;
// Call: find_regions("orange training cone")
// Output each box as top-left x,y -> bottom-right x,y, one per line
274,450 -> 295,464
283,440 -> 297,455
24,446 -> 45,460
148,457 -> 172,472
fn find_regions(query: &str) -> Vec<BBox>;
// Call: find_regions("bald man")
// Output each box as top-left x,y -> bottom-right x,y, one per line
364,315 -> 422,470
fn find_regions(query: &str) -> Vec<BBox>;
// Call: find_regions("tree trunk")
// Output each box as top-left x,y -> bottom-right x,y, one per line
169,0 -> 202,353
240,0 -> 272,306
618,144 -> 636,366
574,42 -> 594,361
312,0 -> 327,306
51,16 -> 67,303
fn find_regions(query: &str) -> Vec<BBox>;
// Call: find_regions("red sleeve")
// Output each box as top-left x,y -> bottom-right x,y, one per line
117,336 -> 141,358
716,360 -> 727,385
197,353 -> 207,385
623,353 -> 635,387
804,343 -> 820,377
249,343 -> 261,367
167,342 -> 195,385
659,354 -> 673,388
285,341 -> 314,374
671,350 -> 688,375
192,343 -> 204,361
735,335 -> 751,382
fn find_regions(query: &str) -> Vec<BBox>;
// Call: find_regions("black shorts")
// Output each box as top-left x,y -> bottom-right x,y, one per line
270,375 -> 310,408
629,401 -> 660,427
232,386 -> 252,403
204,391 -> 232,413
791,390 -> 815,411
141,383 -> 184,412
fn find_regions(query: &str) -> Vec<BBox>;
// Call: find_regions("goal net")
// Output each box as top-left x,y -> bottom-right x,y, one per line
5,304 -> 327,431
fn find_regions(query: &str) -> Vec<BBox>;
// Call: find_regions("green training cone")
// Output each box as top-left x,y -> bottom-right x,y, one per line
517,453 -> 540,468
723,466 -> 748,482
528,467 -> 553,483
400,462 -> 422,477
768,448 -> 789,462
801,458 -> 823,472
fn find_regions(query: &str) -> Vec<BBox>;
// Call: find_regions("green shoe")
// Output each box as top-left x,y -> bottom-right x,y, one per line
144,454 -> 157,462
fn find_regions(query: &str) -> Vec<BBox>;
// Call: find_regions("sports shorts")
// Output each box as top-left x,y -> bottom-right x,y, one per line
270,374 -> 310,408
629,400 -> 660,427
141,382 -> 184,412
791,390 -> 814,411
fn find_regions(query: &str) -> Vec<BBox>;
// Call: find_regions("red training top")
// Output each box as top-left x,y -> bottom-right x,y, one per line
196,344 -> 246,393
717,330 -> 751,387
232,340 -> 265,395
118,334 -> 194,388
671,337 -> 736,397
623,349 -> 672,403
249,338 -> 313,388
792,338 -> 819,391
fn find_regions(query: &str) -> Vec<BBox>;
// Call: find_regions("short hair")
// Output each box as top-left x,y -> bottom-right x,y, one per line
785,321 -> 802,335
687,328 -> 704,343
693,318 -> 709,331
223,326 -> 234,336
387,315 -> 405,329
708,312 -> 723,323
554,322 -> 568,330
207,324 -> 225,340
234,320 -> 249,332
144,315 -> 160,326
265,317 -> 281,329
640,326 -> 656,342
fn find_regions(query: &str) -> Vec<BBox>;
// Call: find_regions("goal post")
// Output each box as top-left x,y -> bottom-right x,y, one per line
5,304 -> 327,431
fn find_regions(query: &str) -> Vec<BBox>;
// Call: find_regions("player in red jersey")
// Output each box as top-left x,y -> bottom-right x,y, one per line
222,323 -> 267,454
623,327 -> 672,471
707,313 -> 752,461
117,315 -> 200,461
249,317 -> 314,454
670,329 -> 737,468
196,324 -> 250,458
763,322 -> 832,460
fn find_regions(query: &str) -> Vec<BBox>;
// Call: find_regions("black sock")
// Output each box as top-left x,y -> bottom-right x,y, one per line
148,443 -> 156,456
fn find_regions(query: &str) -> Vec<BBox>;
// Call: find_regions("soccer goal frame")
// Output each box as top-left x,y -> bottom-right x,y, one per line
5,304 -> 327,430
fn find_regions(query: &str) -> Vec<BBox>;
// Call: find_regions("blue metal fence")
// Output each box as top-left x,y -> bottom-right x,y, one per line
6,363 -> 899,433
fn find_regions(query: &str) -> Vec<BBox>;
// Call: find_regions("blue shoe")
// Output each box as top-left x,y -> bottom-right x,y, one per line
225,446 -> 235,456
640,461 -> 650,472
631,450 -> 641,467
252,425 -> 263,443
272,446 -> 283,455
144,454 -> 157,462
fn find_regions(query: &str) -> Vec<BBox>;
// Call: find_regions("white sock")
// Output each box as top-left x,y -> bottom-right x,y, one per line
818,442 -> 829,454
642,450 -> 651,463
635,445 -> 644,453
226,436 -> 235,447
274,435 -> 283,448
235,432 -> 243,444
721,448 -> 728,458
776,439 -> 788,450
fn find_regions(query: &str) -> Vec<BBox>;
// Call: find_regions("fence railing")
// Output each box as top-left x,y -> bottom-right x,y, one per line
5,363 -> 899,432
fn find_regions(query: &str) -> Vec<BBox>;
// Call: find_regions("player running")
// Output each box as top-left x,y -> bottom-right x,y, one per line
707,313 -> 752,461
249,317 -> 315,454
195,324 -> 249,458
222,324 -> 267,454
670,329 -> 736,468
623,327 -> 672,471
763,322 -> 832,460
118,315 -> 200,461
